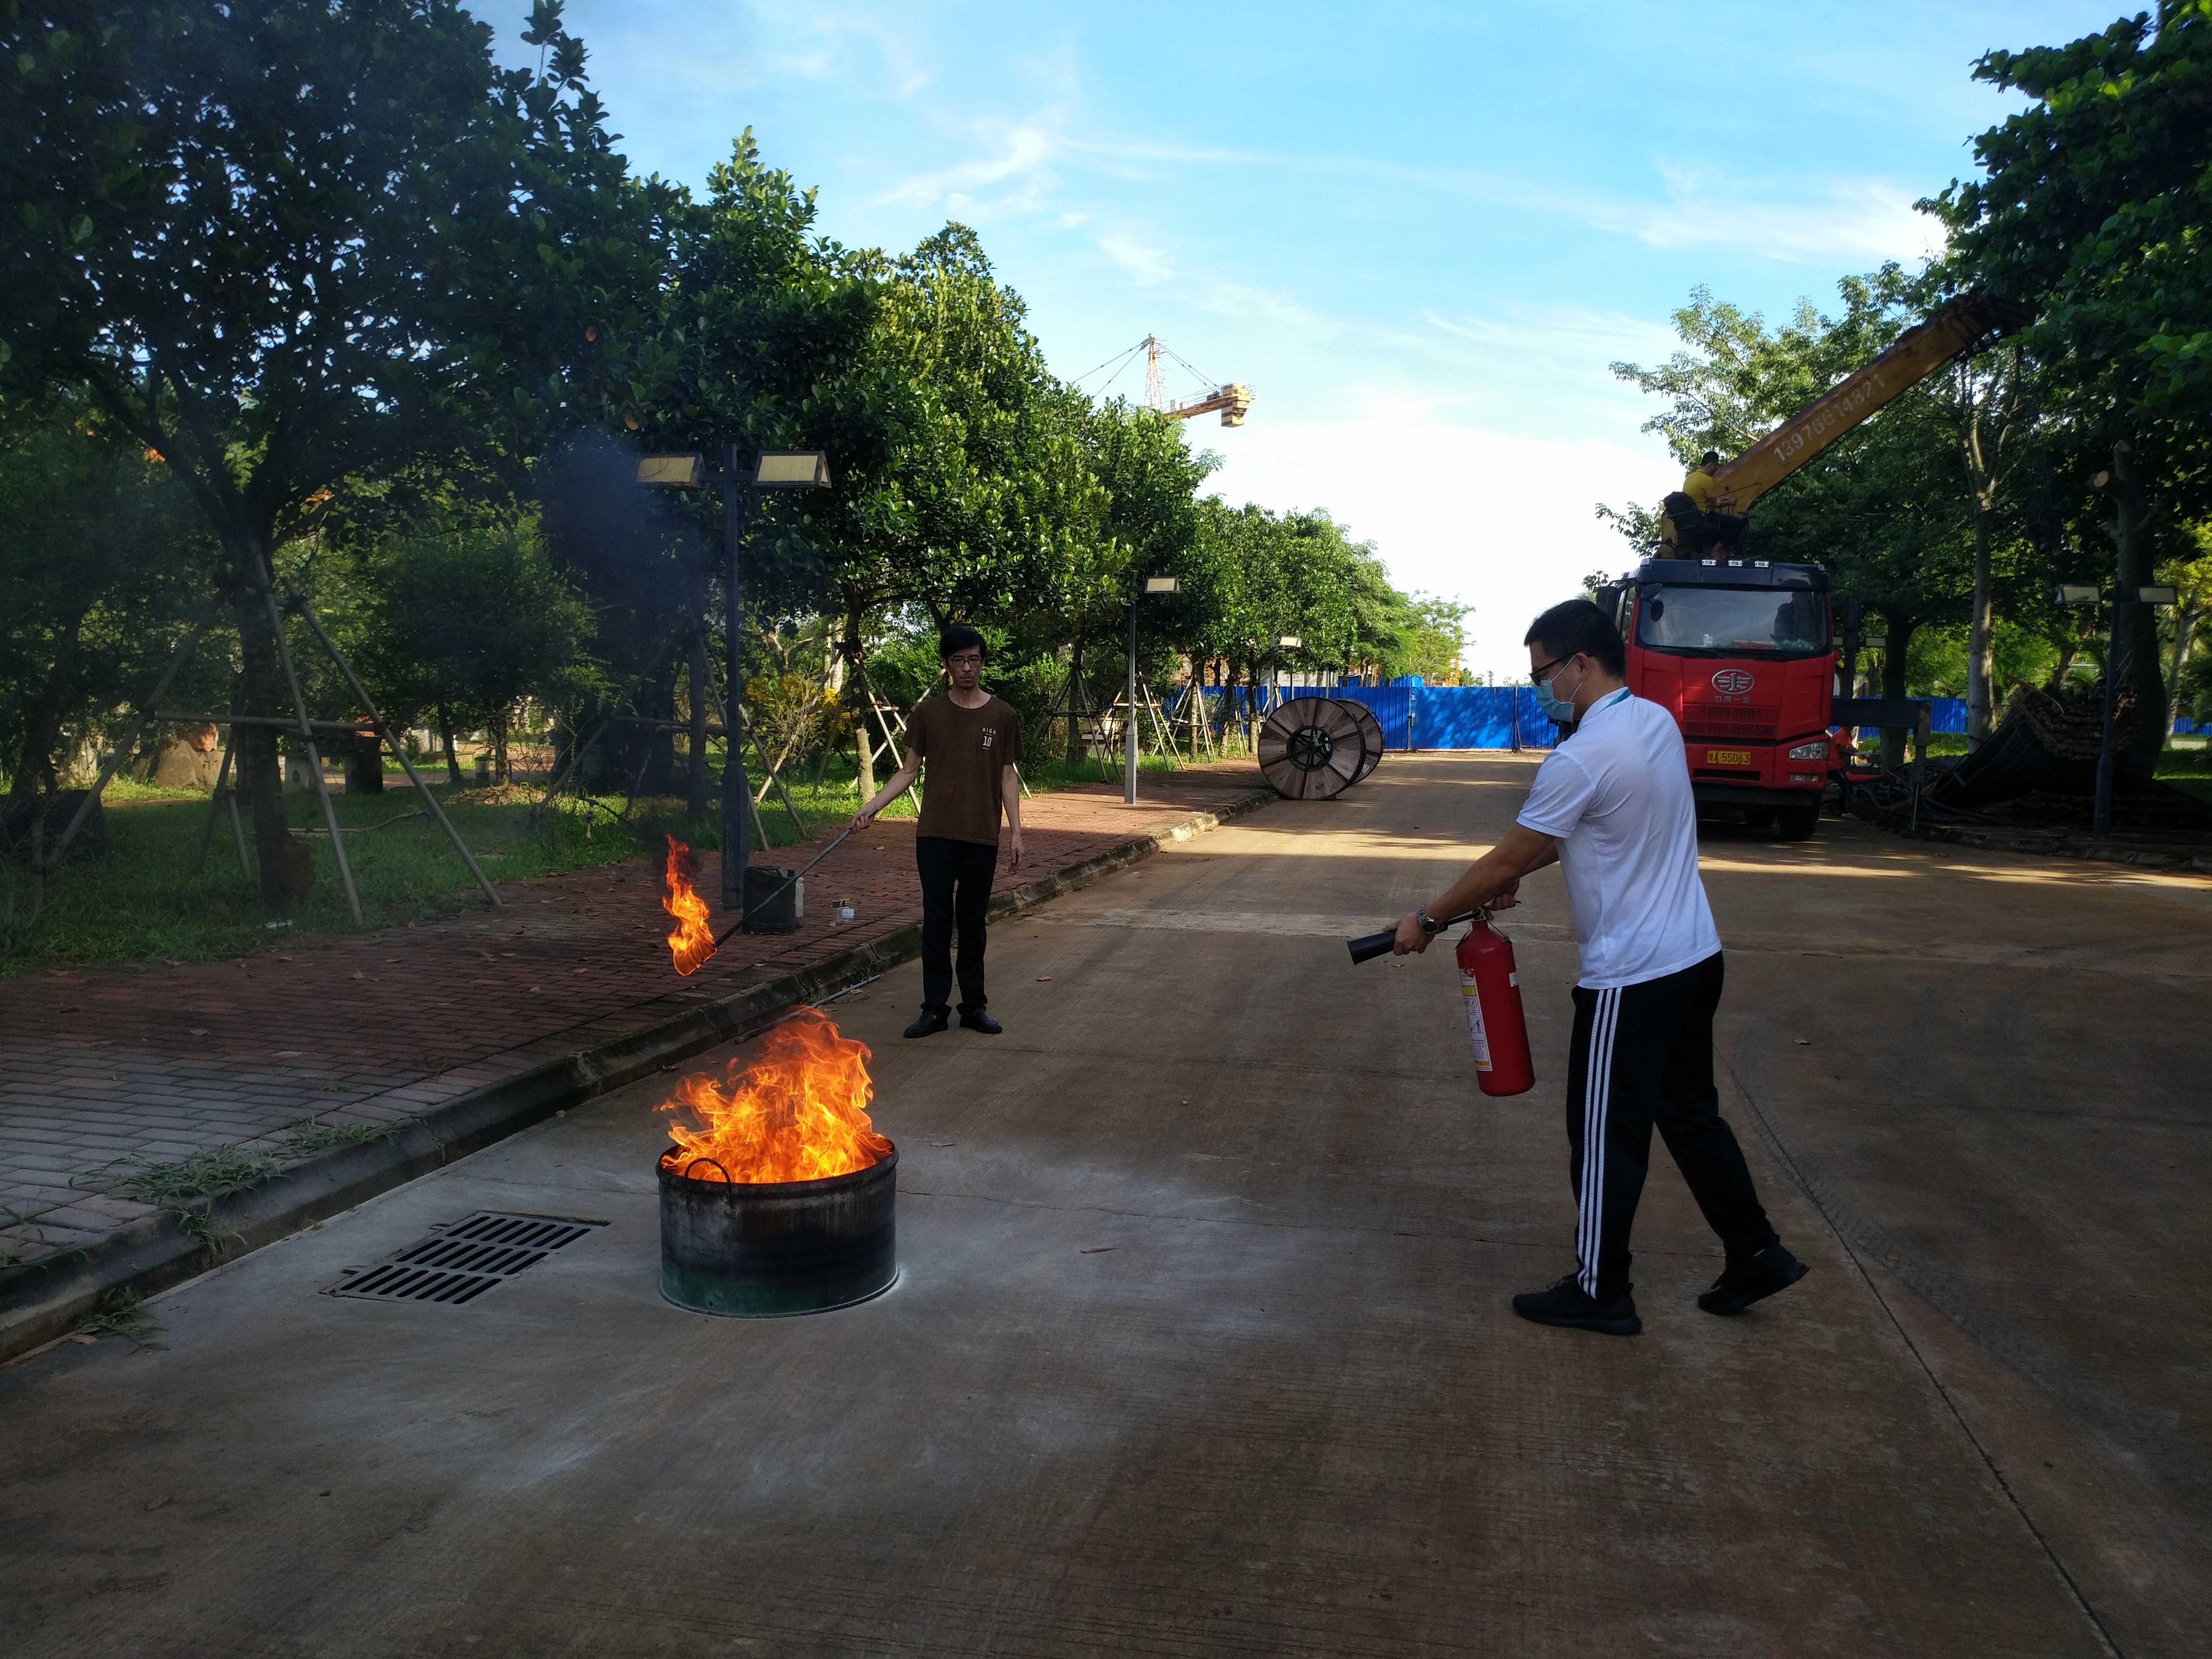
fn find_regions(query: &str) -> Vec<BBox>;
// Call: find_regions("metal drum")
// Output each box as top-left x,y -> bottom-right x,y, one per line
658,1146 -> 898,1317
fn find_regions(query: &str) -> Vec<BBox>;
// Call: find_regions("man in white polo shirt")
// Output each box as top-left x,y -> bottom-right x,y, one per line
1390,598 -> 1807,1336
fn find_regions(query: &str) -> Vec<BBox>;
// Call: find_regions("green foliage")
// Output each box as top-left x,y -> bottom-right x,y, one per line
361,511 -> 598,779
1937,1 -> 2212,429
0,390 -> 213,796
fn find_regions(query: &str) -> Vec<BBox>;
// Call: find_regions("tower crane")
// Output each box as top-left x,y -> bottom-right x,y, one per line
1078,335 -> 1253,426
1142,334 -> 1254,427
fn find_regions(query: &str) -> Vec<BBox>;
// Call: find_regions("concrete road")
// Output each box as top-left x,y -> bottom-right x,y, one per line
2,754 -> 2202,1658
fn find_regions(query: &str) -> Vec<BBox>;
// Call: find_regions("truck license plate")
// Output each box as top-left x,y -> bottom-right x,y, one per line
1704,749 -> 1752,766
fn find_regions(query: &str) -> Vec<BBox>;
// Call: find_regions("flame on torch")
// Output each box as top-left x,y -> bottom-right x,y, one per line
662,834 -> 717,975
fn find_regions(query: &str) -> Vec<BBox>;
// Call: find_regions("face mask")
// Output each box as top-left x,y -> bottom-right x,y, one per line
1533,661 -> 1583,723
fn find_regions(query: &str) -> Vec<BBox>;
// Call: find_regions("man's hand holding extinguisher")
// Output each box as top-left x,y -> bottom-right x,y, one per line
1388,823 -> 1559,956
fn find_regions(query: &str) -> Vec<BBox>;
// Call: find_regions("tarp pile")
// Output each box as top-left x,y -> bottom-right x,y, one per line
1925,681 -> 2129,807
1863,679 -> 2212,838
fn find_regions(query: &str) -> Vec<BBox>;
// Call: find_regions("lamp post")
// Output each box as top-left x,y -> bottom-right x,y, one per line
639,448 -> 831,914
1125,576 -> 1179,804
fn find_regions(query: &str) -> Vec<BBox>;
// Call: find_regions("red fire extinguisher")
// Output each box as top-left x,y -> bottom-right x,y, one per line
1457,911 -> 1535,1096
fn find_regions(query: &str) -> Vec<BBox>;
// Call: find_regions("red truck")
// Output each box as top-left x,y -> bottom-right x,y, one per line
1599,557 -> 1836,839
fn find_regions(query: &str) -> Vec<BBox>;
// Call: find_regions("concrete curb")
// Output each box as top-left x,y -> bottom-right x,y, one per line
0,787 -> 1274,1365
1876,818 -> 2212,872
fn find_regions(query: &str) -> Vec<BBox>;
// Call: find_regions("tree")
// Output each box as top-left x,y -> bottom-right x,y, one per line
0,390 -> 212,799
0,0 -> 667,908
1934,0 -> 2212,771
365,513 -> 596,784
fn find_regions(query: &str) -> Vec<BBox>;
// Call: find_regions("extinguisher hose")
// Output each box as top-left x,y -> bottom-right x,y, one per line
1346,908 -> 1484,964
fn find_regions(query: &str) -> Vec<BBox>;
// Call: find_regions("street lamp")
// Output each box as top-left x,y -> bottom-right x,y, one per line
638,448 -> 832,914
1125,576 -> 1179,804
2058,581 -> 2177,837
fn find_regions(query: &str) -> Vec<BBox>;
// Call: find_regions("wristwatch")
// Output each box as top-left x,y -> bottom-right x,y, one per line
1417,904 -> 1444,936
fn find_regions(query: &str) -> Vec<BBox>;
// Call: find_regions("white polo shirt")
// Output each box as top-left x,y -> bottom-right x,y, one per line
1515,688 -> 1721,990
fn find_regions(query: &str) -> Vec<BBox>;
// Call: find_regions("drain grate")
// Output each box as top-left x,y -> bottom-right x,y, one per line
328,1211 -> 605,1306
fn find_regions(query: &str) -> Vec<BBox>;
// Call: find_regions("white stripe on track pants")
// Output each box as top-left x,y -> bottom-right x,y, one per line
1565,951 -> 1777,1299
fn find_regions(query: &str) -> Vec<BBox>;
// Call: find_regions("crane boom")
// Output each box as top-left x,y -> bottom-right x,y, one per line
1710,292 -> 2028,514
1161,383 -> 1254,426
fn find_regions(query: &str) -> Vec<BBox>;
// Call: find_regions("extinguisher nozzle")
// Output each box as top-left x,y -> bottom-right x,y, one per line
1346,929 -> 1398,964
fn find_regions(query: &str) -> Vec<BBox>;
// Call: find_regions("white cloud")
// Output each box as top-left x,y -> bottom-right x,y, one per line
872,122 -> 1061,212
1094,230 -> 1174,285
1204,409 -> 1678,681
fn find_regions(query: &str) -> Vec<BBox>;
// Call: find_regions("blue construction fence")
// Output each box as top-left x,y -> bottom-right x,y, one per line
1162,686 -> 2112,749
1172,684 -> 1561,750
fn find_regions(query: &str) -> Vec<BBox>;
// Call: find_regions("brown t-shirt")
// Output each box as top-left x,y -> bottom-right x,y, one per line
907,694 -> 1024,846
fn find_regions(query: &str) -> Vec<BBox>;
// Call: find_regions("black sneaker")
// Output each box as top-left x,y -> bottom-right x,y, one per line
959,1008 -> 1002,1034
1511,1274 -> 1642,1336
1698,1244 -> 1810,1316
904,1010 -> 950,1039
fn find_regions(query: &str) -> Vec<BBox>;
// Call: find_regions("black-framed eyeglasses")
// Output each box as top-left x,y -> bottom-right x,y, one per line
945,652 -> 984,668
1528,652 -> 1576,684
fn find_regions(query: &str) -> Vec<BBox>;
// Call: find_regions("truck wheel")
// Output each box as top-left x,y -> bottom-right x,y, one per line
1777,804 -> 1818,840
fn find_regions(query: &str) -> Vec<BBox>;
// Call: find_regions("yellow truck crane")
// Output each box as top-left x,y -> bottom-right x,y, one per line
1660,292 -> 2027,551
1606,291 -> 2026,839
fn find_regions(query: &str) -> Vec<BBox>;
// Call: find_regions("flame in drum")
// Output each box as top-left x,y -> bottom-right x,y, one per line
659,1007 -> 891,1184
662,835 -> 717,975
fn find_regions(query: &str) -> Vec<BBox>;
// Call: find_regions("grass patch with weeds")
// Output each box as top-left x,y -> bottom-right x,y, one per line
109,1144 -> 282,1245
111,1144 -> 282,1204
284,1119 -> 403,1155
74,1288 -> 165,1351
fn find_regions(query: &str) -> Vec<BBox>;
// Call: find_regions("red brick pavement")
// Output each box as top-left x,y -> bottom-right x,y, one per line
0,767 -> 1268,1266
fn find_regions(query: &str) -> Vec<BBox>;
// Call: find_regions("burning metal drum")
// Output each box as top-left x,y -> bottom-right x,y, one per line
658,1146 -> 899,1317
652,1006 -> 898,1317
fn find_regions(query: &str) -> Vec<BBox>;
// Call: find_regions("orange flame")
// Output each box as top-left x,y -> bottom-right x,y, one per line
662,834 -> 716,975
658,1008 -> 891,1183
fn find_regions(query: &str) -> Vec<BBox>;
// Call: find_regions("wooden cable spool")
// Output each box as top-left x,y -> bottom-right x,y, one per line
1257,698 -> 1370,800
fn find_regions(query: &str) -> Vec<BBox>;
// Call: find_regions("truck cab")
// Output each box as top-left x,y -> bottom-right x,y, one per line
1602,557 -> 1836,839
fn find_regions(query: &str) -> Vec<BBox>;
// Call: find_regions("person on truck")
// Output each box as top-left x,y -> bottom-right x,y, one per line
1683,450 -> 1723,513
1387,598 -> 1809,1335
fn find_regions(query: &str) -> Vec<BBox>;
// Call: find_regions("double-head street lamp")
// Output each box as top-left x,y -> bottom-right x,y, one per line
639,448 -> 832,914
2056,581 -> 2178,838
1126,575 -> 1179,804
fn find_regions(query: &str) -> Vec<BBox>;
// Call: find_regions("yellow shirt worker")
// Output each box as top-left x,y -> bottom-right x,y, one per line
1683,449 -> 1722,513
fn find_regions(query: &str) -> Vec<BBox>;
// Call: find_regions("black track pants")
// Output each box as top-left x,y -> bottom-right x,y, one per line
916,834 -> 998,1013
1564,952 -> 1776,1298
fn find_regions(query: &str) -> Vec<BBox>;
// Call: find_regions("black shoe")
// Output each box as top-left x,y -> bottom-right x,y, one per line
904,1010 -> 950,1039
1698,1244 -> 1809,1315
959,1008 -> 1002,1034
1512,1274 -> 1641,1336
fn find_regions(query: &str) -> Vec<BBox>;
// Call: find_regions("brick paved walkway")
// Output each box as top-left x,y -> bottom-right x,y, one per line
0,767 -> 1266,1268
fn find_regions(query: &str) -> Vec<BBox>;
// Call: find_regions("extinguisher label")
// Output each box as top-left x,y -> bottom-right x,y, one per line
1461,974 -> 1492,1070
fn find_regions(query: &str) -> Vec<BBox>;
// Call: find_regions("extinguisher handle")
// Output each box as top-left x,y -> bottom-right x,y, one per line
1346,909 -> 1483,965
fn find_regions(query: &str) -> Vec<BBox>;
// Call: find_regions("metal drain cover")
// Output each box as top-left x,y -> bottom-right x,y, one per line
328,1212 -> 605,1306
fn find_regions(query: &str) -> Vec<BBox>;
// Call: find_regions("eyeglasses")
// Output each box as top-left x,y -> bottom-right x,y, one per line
945,652 -> 983,668
1528,652 -> 1575,684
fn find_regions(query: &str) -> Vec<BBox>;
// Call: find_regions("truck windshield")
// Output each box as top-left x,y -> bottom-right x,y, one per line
1636,584 -> 1829,657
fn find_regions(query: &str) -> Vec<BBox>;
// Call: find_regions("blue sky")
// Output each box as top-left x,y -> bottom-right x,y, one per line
481,0 -> 2112,676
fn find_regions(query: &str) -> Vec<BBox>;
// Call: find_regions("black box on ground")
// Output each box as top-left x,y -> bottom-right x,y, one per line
743,864 -> 803,932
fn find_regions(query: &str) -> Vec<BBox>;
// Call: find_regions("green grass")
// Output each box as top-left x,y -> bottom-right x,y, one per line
111,1144 -> 282,1204
283,1119 -> 403,1155
2,745 -> 1210,974
74,1288 -> 165,1351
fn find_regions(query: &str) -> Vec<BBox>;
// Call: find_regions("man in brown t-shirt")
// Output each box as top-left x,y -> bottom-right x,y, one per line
854,625 -> 1025,1038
